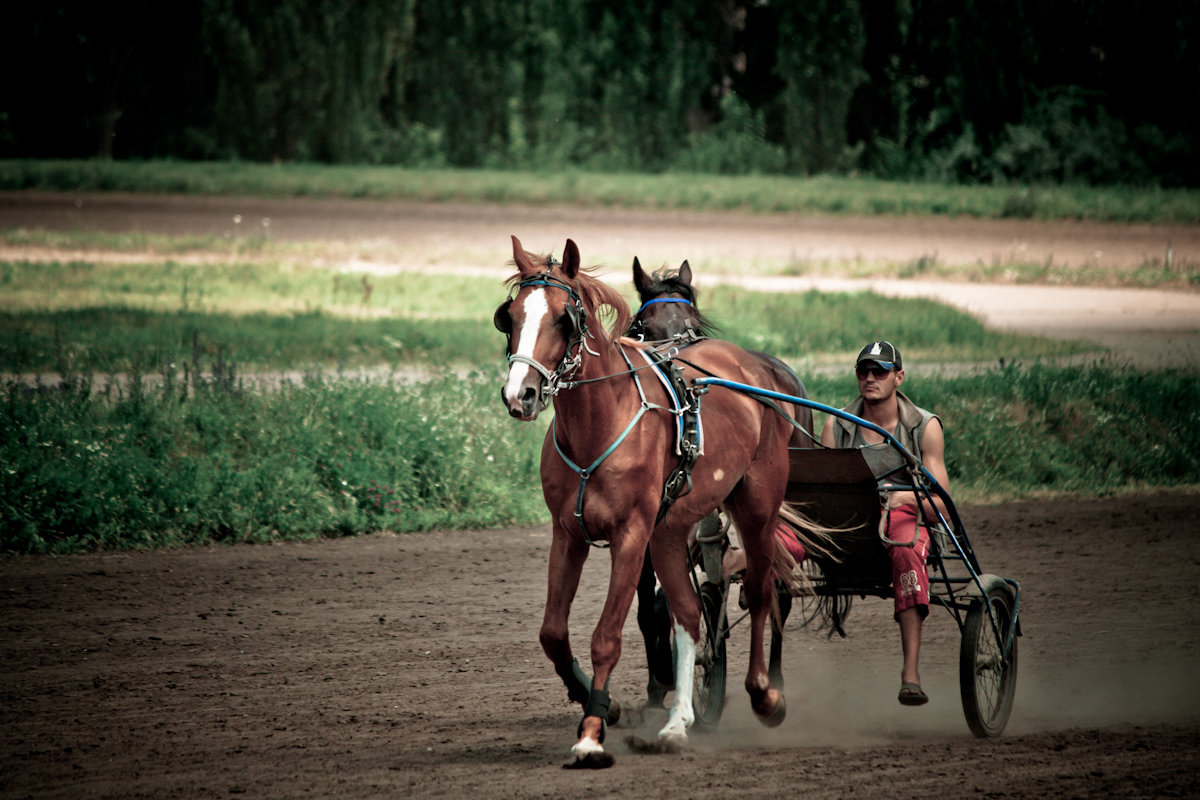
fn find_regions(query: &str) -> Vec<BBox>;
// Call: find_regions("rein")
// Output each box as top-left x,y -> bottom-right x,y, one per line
674,354 -> 817,443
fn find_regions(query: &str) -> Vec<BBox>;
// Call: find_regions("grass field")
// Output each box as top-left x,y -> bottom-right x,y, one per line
3,164 -> 1198,553
4,159 -> 1199,224
3,243 -> 1197,555
0,254 -> 1089,375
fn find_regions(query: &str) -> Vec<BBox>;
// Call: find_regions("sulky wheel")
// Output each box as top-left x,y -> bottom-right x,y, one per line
959,575 -> 1019,738
692,580 -> 728,728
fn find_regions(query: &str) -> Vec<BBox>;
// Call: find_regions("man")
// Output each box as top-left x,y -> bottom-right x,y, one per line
819,341 -> 950,706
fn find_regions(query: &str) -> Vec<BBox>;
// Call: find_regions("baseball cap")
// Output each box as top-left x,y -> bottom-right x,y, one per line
855,341 -> 902,370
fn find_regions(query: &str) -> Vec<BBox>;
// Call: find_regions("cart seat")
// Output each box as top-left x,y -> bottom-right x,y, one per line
786,447 -> 891,594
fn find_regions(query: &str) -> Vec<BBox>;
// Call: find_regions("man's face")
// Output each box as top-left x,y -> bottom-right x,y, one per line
856,361 -> 903,400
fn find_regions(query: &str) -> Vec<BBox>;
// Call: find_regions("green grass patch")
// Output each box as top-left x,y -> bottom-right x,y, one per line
0,258 -> 505,319
0,307 -> 502,375
4,364 -> 1197,554
0,259 -> 516,372
0,372 -> 547,554
0,260 -> 1088,374
4,160 -> 1198,224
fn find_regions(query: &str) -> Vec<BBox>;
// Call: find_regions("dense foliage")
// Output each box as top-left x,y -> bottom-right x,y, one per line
5,0 -> 1197,186
0,370 -> 548,553
4,363 -> 1198,554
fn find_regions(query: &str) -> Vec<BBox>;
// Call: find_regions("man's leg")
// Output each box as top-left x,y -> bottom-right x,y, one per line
887,505 -> 930,705
898,606 -> 922,687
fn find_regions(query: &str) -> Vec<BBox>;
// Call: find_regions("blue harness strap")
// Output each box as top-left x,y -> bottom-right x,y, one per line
552,344 -> 699,546
637,297 -> 692,312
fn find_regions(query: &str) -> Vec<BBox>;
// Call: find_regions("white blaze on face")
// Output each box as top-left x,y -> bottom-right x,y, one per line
503,289 -> 550,406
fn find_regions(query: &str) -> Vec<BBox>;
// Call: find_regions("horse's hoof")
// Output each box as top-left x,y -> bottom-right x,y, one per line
656,733 -> 687,754
756,691 -> 787,728
563,750 -> 616,769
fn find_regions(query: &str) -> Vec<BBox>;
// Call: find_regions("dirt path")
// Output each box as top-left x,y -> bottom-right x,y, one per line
3,493 -> 1198,799
5,191 -> 1197,270
4,190 -> 1199,368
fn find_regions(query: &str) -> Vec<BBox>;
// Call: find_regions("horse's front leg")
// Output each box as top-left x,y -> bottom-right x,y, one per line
566,534 -> 648,769
540,526 -> 592,709
648,529 -> 700,746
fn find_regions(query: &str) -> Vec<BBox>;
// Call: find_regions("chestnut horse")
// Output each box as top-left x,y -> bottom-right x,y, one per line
630,257 -> 819,687
496,236 -> 828,767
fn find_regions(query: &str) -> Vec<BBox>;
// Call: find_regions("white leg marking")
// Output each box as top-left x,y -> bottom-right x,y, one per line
502,290 -> 549,406
571,734 -> 605,760
658,621 -> 696,742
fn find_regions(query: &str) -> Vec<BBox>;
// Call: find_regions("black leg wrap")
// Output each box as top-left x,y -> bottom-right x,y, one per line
556,658 -> 592,706
577,686 -> 611,744
585,687 -> 612,721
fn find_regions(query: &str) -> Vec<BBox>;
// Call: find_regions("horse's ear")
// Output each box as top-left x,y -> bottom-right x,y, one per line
562,239 -> 581,278
632,256 -> 654,297
678,260 -> 692,286
511,235 -> 534,274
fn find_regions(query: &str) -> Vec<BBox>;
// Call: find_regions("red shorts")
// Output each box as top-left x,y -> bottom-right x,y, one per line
883,504 -> 930,618
775,523 -> 807,563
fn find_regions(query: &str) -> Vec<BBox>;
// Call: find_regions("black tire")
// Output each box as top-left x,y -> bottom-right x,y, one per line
692,580 -> 727,728
959,577 -> 1018,738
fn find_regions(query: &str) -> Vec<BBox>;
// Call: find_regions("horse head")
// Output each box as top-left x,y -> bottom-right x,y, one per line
630,257 -> 716,342
496,236 -> 629,420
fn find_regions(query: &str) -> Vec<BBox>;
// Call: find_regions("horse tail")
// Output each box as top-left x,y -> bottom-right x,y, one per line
773,502 -> 857,637
769,501 -> 842,595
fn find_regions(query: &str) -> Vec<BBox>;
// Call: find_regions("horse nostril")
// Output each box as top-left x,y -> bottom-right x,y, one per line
519,387 -> 538,414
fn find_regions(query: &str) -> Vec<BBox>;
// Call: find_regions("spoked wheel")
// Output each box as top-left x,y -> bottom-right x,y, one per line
692,580 -> 727,728
959,576 -> 1019,738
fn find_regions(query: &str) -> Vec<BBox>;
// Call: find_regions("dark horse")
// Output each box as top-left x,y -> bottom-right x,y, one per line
630,257 -> 818,691
496,237 -> 830,767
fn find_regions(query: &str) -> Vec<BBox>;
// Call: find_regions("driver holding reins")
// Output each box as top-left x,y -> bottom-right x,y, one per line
820,341 -> 951,707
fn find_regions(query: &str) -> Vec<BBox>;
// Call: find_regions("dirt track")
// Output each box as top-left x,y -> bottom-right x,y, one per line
2,194 -> 1199,798
3,494 -> 1199,799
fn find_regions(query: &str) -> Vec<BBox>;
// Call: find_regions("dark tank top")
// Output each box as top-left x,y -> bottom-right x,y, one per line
850,425 -> 907,481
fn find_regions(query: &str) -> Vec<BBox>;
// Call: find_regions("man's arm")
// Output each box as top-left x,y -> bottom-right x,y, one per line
819,415 -> 836,448
888,417 -> 950,517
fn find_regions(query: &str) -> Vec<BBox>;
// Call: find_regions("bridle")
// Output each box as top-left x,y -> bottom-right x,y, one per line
495,262 -> 593,413
631,295 -> 707,346
496,269 -> 701,549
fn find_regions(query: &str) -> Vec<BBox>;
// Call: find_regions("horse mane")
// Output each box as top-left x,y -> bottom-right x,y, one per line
637,266 -> 721,337
505,253 -> 631,343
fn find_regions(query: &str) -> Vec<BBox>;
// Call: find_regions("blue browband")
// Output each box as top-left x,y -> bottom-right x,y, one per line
637,297 -> 692,313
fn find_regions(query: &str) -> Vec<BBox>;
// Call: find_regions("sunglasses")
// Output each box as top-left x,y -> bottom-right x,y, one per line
855,362 -> 895,379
